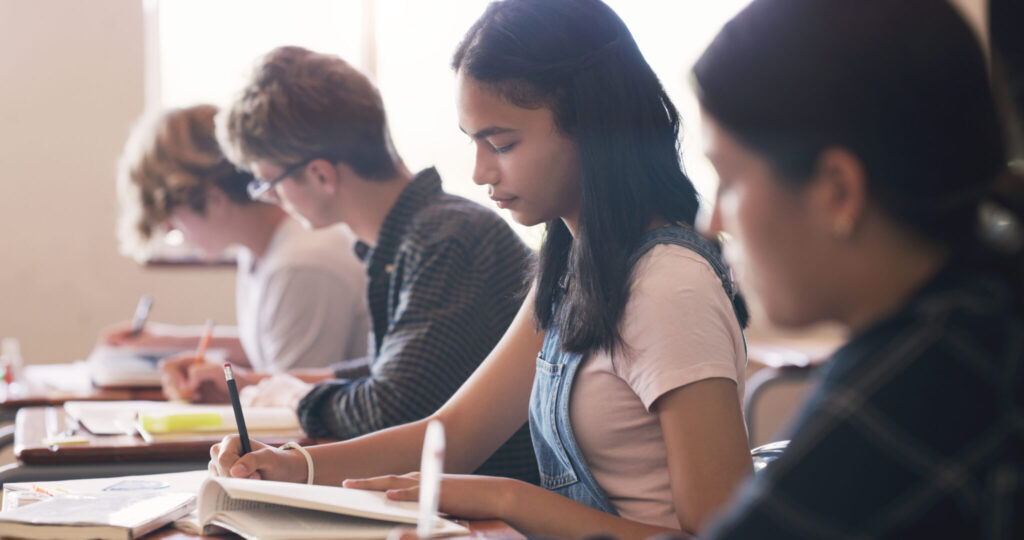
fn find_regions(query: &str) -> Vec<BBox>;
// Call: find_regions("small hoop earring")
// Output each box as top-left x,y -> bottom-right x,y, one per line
832,219 -> 854,239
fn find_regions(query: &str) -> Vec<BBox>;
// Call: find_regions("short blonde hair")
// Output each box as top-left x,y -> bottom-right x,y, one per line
116,104 -> 253,259
219,46 -> 398,179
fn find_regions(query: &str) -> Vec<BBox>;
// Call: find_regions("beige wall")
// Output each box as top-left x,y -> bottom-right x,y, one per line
0,0 -> 236,366
0,0 -> 991,436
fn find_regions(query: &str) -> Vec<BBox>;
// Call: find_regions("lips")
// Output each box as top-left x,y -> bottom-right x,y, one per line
490,195 -> 518,209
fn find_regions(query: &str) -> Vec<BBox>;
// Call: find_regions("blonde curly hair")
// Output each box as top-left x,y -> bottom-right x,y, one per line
116,104 -> 254,260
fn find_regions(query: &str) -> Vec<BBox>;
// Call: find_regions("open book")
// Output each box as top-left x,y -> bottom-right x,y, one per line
0,491 -> 194,540
199,476 -> 470,540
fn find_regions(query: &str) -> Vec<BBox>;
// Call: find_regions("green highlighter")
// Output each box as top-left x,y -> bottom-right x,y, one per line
139,412 -> 223,433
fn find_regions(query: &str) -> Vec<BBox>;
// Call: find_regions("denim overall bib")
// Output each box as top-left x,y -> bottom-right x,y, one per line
528,225 -> 744,513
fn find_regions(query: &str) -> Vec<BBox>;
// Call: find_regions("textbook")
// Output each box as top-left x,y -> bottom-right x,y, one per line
0,491 -> 195,540
86,345 -> 227,388
198,476 -> 470,540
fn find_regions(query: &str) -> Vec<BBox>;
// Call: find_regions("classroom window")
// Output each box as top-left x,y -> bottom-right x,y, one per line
146,0 -> 752,252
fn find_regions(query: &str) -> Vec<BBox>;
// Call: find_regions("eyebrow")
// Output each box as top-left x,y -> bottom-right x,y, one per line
458,125 -> 519,139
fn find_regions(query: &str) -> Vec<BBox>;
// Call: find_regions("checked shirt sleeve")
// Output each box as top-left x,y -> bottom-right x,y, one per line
297,239 -> 507,440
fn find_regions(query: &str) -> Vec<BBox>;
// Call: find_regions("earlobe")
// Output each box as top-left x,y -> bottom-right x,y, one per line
815,148 -> 868,239
309,160 -> 339,195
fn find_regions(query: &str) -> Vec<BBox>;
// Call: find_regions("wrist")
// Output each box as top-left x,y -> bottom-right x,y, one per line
280,442 -> 314,484
237,368 -> 264,387
494,478 -> 527,521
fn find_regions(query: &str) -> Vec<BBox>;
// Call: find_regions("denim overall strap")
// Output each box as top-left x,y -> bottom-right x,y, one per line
528,224 -> 744,515
529,317 -> 619,514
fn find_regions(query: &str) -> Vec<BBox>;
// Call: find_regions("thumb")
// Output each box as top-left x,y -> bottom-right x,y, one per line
386,485 -> 420,502
228,447 -> 275,479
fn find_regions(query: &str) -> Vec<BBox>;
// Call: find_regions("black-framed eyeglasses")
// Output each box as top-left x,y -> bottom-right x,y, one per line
246,159 -> 314,201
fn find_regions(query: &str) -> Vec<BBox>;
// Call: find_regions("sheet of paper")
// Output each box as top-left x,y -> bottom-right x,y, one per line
3,469 -> 211,500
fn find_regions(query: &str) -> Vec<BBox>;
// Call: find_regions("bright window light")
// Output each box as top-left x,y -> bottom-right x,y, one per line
150,0 -> 751,248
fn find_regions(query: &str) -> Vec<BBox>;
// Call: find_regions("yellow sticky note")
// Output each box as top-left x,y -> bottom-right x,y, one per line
42,435 -> 90,446
139,412 -> 223,433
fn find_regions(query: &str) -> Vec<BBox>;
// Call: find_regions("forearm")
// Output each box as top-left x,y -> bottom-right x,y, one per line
288,368 -> 336,384
307,417 -> 432,484
329,356 -> 372,379
500,480 -> 687,540
217,337 -> 250,366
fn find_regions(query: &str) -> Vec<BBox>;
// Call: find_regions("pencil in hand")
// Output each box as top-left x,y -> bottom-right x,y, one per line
224,363 -> 252,456
128,294 -> 153,337
194,318 -> 215,365
179,318 -> 215,401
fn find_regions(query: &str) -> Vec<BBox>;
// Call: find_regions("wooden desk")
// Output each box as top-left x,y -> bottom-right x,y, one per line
146,519 -> 524,540
14,406 -> 325,465
0,362 -> 165,413
0,386 -> 165,411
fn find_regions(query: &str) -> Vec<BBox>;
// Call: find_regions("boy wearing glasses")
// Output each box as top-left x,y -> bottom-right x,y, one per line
209,46 -> 538,482
109,104 -> 371,397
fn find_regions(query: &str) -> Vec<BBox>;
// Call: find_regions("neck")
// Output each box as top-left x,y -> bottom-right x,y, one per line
232,204 -> 288,260
837,228 -> 949,333
342,163 -> 414,246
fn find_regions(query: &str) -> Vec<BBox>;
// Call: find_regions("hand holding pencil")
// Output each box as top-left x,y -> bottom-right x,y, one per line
157,319 -> 234,402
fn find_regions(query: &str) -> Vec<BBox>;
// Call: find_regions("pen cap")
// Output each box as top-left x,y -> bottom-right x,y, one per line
1,338 -> 23,382
417,420 -> 445,537
421,420 -> 445,465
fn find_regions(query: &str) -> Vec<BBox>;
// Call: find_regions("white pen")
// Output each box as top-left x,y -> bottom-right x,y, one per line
417,420 -> 445,538
129,294 -> 154,337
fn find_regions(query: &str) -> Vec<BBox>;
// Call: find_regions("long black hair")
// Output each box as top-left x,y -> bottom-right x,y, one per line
453,0 -> 728,354
694,0 -> 1024,304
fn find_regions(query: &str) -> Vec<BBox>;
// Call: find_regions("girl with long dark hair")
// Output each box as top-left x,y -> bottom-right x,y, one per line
694,0 -> 1024,537
211,1 -> 752,537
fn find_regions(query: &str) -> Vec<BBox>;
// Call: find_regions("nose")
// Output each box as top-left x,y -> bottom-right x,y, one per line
471,144 -> 499,186
698,201 -> 724,242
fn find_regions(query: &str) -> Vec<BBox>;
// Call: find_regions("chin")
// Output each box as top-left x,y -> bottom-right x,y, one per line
762,299 -> 823,330
508,212 -> 544,228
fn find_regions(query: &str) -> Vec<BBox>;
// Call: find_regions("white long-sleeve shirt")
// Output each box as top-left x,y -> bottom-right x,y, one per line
235,218 -> 369,372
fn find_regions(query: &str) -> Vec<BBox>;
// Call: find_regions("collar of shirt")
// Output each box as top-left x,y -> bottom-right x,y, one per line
240,216 -> 298,274
354,167 -> 444,277
825,259 -> 1011,384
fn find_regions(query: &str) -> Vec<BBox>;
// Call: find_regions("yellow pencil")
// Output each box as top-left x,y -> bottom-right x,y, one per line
194,318 -> 215,365
181,318 -> 215,402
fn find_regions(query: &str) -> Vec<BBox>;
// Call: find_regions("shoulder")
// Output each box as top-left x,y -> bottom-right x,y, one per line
804,275 -> 1023,456
261,223 -> 365,286
403,193 -> 529,258
629,243 -> 728,302
831,271 -> 1023,389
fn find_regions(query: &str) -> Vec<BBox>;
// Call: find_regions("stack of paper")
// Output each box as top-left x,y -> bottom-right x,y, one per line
63,400 -> 304,441
0,490 -> 195,540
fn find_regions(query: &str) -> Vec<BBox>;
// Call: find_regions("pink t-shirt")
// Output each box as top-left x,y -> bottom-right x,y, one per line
569,244 -> 746,528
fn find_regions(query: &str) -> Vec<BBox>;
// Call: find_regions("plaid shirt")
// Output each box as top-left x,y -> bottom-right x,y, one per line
707,262 -> 1024,539
297,168 -> 540,483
